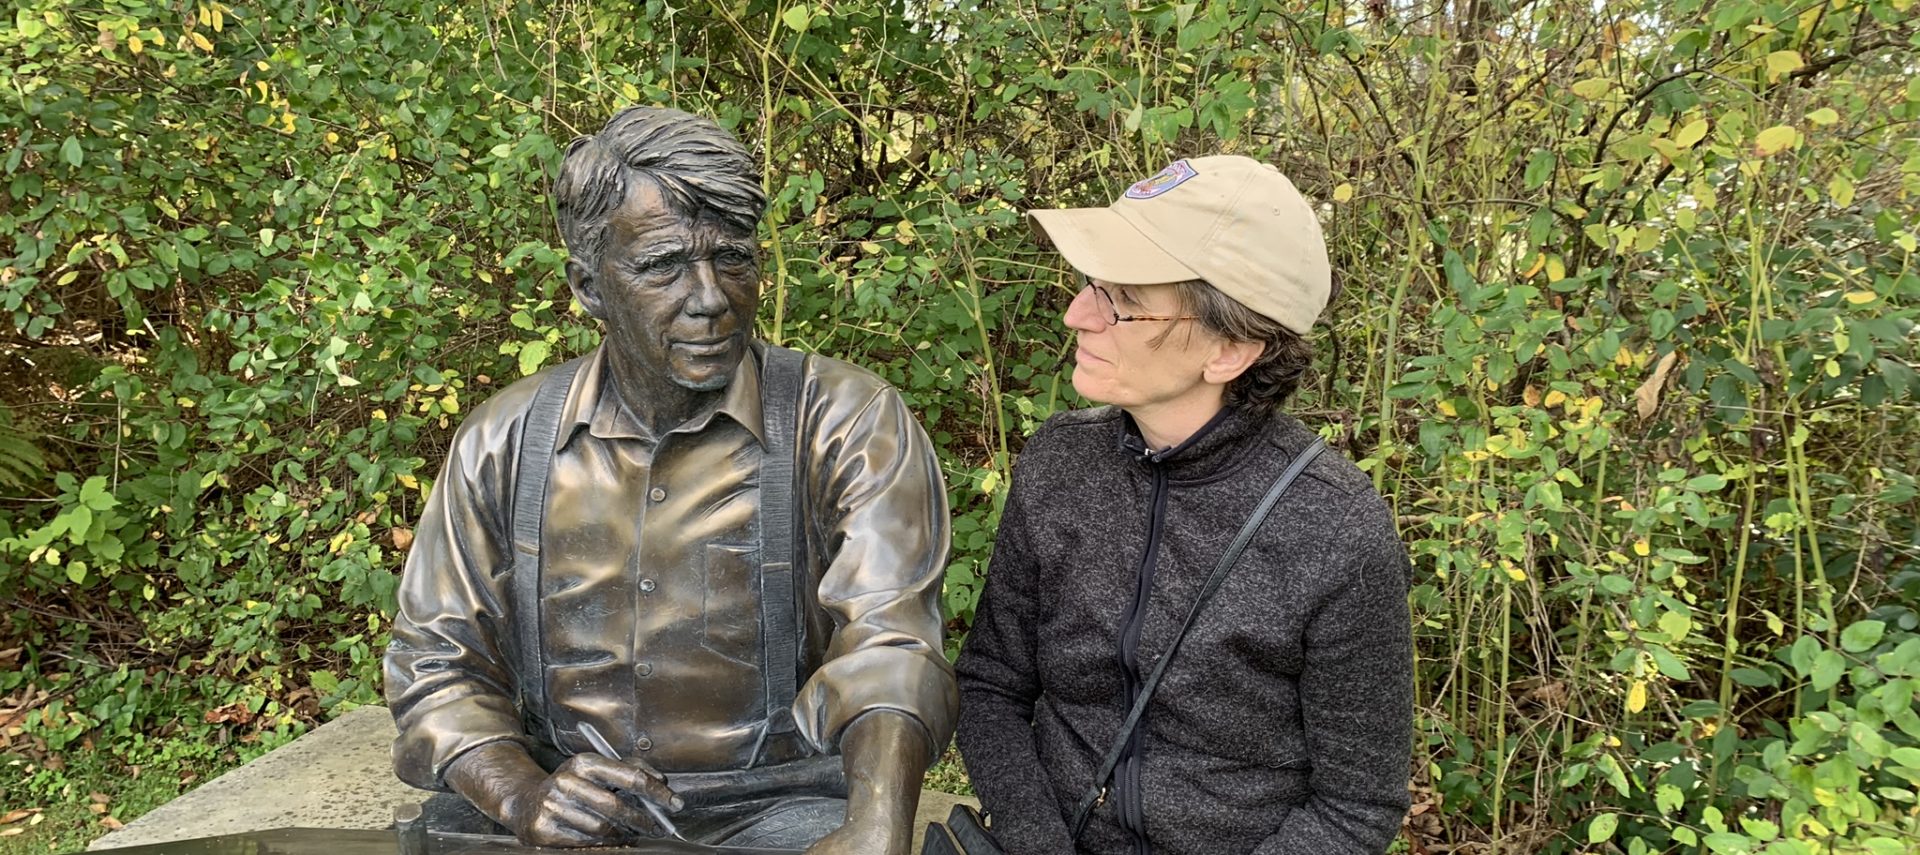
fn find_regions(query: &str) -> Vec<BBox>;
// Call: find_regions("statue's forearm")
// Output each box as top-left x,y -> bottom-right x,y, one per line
444,741 -> 548,828
838,710 -> 933,845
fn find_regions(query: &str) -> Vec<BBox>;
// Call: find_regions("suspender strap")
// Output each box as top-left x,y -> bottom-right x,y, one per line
510,358 -> 585,744
758,345 -> 806,739
1069,438 -> 1328,840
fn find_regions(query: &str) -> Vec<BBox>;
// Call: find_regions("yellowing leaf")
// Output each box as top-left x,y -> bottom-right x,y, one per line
1570,78 -> 1611,99
1765,50 -> 1804,80
1437,400 -> 1457,417
190,30 -> 213,52
1828,174 -> 1855,207
1844,290 -> 1877,304
1545,256 -> 1566,282
1753,125 -> 1799,157
1806,107 -> 1839,126
1633,539 -> 1650,557
1626,680 -> 1648,713
1521,254 -> 1545,279
1332,183 -> 1354,203
129,36 -> 143,54
1544,389 -> 1569,409
1674,119 -> 1709,148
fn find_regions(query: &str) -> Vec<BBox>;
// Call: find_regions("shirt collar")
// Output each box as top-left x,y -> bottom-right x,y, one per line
555,341 -> 768,451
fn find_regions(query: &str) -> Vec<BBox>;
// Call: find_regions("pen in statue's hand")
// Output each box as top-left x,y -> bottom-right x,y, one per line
578,722 -> 687,841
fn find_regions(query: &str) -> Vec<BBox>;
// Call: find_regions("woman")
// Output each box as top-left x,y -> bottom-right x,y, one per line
955,156 -> 1413,855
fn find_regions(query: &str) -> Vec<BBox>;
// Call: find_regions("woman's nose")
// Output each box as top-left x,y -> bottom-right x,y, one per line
1064,282 -> 1105,332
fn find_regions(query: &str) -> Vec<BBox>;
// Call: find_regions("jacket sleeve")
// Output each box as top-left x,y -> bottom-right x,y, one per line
953,477 -> 1080,854
382,400 -> 529,790
790,381 -> 958,757
1254,492 -> 1413,855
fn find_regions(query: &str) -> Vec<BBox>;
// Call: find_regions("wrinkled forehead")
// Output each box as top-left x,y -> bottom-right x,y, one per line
605,178 -> 757,248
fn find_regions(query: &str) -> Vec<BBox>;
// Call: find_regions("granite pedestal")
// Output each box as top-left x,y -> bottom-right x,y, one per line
88,706 -> 975,853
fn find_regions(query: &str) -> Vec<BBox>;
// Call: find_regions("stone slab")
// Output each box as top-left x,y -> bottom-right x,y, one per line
91,705 -> 976,852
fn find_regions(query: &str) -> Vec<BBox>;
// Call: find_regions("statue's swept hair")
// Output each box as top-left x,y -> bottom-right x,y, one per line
554,106 -> 767,271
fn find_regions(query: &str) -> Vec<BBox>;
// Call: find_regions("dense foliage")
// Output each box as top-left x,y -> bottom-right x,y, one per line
3,0 -> 1917,852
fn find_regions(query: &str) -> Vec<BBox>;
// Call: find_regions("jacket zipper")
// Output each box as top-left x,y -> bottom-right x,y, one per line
1114,463 -> 1168,853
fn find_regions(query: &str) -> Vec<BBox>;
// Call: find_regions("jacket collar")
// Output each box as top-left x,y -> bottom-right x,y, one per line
1117,404 -> 1273,482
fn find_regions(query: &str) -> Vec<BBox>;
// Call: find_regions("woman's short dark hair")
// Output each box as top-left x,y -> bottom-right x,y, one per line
553,106 -> 766,272
1155,279 -> 1329,411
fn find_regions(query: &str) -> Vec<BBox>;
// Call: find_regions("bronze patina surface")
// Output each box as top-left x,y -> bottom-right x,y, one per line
382,106 -> 955,854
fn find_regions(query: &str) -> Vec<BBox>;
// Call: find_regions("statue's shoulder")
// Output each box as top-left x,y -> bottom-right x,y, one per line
790,348 -> 904,405
443,361 -> 579,458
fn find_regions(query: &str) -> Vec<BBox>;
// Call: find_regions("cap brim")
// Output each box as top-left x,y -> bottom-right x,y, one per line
1027,208 -> 1199,285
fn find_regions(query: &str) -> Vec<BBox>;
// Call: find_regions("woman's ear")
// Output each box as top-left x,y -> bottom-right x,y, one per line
1202,339 -> 1264,386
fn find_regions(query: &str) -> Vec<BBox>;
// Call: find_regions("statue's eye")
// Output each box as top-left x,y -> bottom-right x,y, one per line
635,254 -> 680,275
715,248 -> 753,267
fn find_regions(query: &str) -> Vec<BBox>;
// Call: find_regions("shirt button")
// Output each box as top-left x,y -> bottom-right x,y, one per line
648,487 -> 667,502
635,737 -> 653,752
639,578 -> 656,593
635,662 -> 653,677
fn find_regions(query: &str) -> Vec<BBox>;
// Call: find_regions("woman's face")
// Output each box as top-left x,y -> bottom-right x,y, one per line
1064,279 -> 1224,415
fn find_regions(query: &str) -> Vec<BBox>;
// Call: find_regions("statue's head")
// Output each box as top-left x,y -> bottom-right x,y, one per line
555,107 -> 768,392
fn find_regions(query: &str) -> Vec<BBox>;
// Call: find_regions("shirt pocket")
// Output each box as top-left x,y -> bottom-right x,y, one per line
702,542 -> 759,664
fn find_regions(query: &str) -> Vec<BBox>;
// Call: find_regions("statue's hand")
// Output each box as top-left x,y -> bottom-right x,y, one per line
500,753 -> 684,847
802,816 -> 906,855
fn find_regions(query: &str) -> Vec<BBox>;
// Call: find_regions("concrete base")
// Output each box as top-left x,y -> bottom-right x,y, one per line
90,705 -> 975,852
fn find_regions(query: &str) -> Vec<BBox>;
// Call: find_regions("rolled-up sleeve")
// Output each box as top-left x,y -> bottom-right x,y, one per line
383,400 -> 530,790
791,379 -> 957,757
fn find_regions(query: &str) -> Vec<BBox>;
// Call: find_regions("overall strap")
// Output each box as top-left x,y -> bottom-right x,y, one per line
1069,438 -> 1329,840
510,357 -> 585,745
757,344 -> 806,743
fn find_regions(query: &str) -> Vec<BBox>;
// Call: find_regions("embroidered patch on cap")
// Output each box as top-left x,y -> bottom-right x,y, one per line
1124,159 -> 1199,199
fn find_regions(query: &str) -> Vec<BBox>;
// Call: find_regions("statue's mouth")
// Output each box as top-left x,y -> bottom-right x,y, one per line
672,336 -> 734,357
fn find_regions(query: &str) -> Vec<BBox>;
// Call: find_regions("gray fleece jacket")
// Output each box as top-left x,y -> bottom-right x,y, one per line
955,405 -> 1412,855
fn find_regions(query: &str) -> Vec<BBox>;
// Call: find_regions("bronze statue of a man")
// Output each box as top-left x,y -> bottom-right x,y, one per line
383,106 -> 956,854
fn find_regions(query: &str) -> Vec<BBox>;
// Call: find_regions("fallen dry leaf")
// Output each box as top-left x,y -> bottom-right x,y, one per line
390,527 -> 414,551
89,792 -> 111,805
1635,351 -> 1679,420
0,808 -> 39,825
0,827 -> 25,838
88,803 -> 107,815
100,817 -> 124,830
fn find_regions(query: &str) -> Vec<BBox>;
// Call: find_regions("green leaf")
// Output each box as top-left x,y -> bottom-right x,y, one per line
1658,611 -> 1692,640
1889,746 -> 1920,768
781,5 -> 811,31
61,136 -> 83,167
78,475 -> 117,511
1587,812 -> 1618,843
1729,668 -> 1776,687
1649,644 -> 1691,680
518,339 -> 552,377
1811,650 -> 1846,692
66,560 -> 88,585
1842,620 -> 1886,653
1655,784 -> 1684,815
1685,474 -> 1726,491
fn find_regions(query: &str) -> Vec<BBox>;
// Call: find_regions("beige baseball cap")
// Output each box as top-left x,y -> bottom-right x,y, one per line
1028,155 -> 1331,334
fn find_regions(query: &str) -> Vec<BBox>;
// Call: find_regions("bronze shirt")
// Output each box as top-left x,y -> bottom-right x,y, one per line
383,342 -> 956,788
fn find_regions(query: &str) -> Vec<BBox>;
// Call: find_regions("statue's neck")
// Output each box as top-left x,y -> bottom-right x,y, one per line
602,351 -> 723,442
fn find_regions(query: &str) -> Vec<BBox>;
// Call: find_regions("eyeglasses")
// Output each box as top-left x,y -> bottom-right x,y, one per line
1081,278 -> 1198,327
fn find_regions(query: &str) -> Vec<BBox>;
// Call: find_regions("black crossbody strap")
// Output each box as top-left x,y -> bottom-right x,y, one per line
758,344 -> 806,741
1069,437 -> 1328,839
511,357 -> 586,745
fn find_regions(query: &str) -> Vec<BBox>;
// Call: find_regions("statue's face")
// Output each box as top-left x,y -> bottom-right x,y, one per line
575,179 -> 760,392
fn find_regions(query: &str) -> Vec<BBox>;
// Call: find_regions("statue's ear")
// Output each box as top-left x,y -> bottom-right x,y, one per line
567,258 -> 605,320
